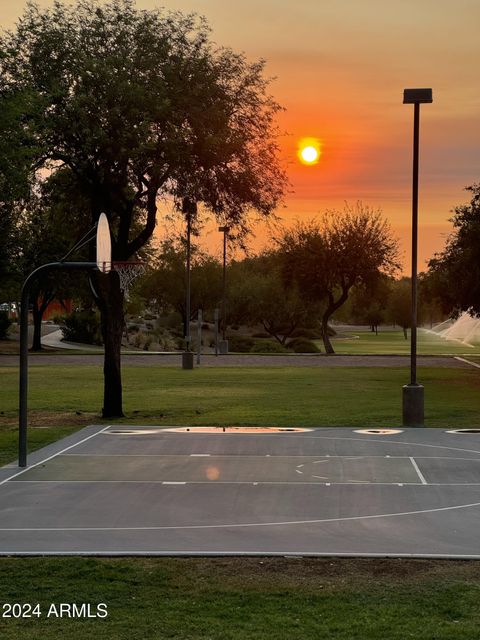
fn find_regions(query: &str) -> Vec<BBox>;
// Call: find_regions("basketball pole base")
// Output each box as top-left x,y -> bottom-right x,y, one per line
402,384 -> 424,427
182,351 -> 194,370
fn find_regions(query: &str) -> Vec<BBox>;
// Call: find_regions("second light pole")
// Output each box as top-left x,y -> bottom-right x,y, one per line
402,87 -> 432,426
218,225 -> 230,354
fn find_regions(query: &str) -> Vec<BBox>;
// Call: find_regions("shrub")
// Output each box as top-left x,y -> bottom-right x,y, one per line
0,311 -> 11,339
289,327 -> 322,340
289,326 -> 336,339
251,332 -> 270,339
250,339 -> 288,353
287,338 -> 320,353
61,310 -> 103,345
227,335 -> 255,352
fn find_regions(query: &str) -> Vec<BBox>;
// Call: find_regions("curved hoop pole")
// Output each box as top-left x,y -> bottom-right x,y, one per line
19,261 -> 97,467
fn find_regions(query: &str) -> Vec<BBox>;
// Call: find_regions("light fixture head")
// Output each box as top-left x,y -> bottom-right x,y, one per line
403,88 -> 433,104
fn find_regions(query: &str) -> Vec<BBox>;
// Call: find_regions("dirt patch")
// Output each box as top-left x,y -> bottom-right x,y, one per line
0,411 -> 101,429
117,557 -> 480,590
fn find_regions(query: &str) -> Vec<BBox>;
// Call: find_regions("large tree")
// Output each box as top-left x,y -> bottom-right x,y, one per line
1,0 -> 286,416
227,254 -> 313,345
427,184 -> 480,317
277,203 -> 399,353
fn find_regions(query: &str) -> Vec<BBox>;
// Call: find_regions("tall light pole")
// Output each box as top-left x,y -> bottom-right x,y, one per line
182,198 -> 197,369
218,225 -> 230,354
402,88 -> 432,427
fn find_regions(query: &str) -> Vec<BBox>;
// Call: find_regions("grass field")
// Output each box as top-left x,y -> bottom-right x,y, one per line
330,327 -> 480,355
0,557 -> 479,639
1,363 -> 480,466
2,327 -> 479,357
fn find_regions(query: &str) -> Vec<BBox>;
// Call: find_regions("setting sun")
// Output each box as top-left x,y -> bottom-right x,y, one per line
298,138 -> 321,165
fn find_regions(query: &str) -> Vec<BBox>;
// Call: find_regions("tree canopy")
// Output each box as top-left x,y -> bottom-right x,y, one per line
427,184 -> 480,316
0,0 -> 286,254
0,0 -> 287,415
276,203 -> 399,352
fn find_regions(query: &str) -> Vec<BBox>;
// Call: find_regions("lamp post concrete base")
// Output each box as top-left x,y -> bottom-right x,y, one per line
182,351 -> 194,369
402,383 -> 424,427
219,340 -> 229,355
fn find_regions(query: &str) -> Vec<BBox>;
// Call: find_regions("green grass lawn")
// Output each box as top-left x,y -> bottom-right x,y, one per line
1,364 -> 480,465
330,327 -> 480,355
0,557 -> 479,639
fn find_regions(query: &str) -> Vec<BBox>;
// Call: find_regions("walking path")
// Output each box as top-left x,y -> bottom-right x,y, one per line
0,353 -> 473,368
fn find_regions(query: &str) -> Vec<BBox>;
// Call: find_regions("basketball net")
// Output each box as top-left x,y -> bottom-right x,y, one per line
112,262 -> 146,298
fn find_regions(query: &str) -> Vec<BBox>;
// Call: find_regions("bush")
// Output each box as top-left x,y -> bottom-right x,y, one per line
61,310 -> 103,345
251,332 -> 270,339
227,335 -> 255,352
289,326 -> 336,339
0,311 -> 11,339
287,338 -> 320,353
289,327 -> 321,340
250,339 -> 288,353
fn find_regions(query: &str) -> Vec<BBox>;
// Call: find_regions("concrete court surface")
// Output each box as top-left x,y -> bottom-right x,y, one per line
1,426 -> 480,557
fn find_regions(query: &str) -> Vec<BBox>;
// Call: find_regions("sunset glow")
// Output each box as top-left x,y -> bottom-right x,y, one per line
2,1 -> 478,273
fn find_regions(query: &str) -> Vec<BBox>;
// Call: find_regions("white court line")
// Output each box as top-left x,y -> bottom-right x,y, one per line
190,454 -> 210,457
1,499 -> 480,531
60,454 -> 480,461
455,356 -> 480,369
410,457 -> 428,485
296,435 -> 480,457
0,425 -> 112,487
12,480 -> 480,486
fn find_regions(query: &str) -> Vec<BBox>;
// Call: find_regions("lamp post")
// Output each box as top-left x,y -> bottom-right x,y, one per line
218,225 -> 230,354
402,88 -> 432,427
182,198 -> 197,369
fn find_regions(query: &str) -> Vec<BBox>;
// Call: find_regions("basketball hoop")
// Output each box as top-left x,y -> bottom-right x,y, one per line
112,261 -> 146,296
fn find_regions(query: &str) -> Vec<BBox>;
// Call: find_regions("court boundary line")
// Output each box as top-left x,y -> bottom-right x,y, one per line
59,453 -> 480,461
0,424 -> 112,487
9,480 -> 480,486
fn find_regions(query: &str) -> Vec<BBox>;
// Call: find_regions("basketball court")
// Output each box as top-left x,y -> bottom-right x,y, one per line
1,426 -> 480,557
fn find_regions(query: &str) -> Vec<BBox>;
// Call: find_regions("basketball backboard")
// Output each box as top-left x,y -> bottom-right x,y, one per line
96,213 -> 112,273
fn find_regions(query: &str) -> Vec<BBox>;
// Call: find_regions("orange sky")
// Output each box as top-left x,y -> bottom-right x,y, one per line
2,0 -> 479,272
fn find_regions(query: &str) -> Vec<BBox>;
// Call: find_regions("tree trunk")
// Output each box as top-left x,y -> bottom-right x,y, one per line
31,295 -> 52,351
321,288 -> 350,354
321,317 -> 335,354
403,326 -> 408,340
31,304 -> 43,351
94,271 -> 125,418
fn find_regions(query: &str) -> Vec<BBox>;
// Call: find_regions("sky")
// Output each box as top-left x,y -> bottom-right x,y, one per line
1,0 -> 479,271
